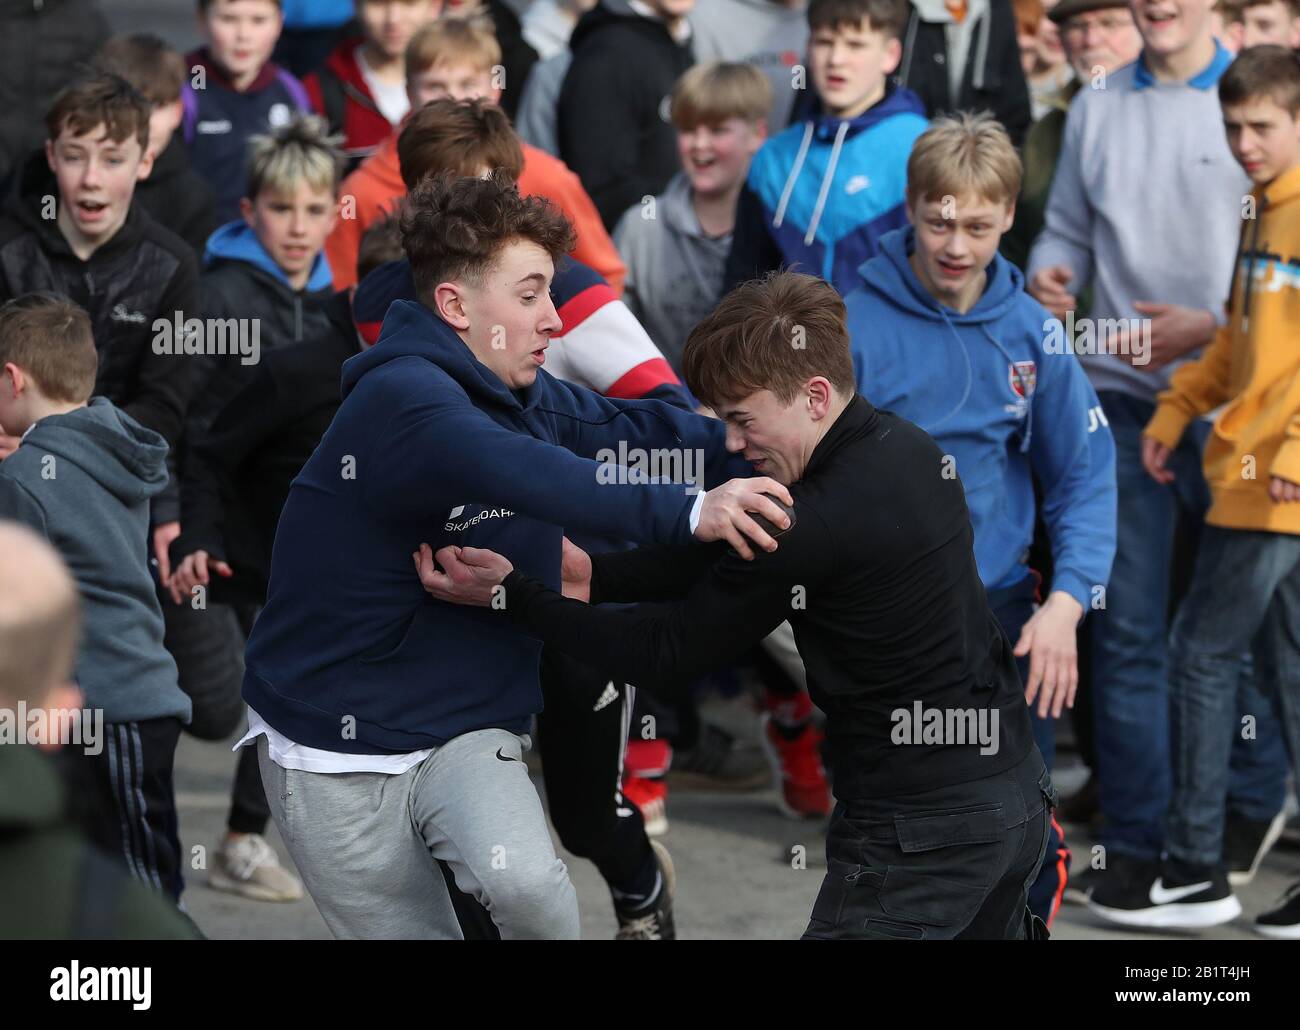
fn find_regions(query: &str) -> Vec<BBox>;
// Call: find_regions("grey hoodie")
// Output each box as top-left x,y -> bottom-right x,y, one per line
614,172 -> 731,373
0,398 -> 189,725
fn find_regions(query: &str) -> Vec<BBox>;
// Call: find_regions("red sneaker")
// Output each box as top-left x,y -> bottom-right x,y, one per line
621,772 -> 669,837
760,713 -> 832,819
622,739 -> 670,836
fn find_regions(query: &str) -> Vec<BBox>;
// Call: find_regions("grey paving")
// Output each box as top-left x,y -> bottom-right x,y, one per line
173,726 -> 1298,941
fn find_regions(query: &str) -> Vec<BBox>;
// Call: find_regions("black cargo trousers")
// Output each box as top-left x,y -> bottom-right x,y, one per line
803,746 -> 1058,940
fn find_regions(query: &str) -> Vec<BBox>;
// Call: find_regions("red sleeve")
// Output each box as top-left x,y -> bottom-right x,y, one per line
303,72 -> 326,116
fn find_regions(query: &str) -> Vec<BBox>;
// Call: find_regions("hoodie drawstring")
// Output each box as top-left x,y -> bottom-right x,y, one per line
933,308 -> 975,430
804,120 -> 850,247
773,122 -> 815,230
932,309 -> 1034,455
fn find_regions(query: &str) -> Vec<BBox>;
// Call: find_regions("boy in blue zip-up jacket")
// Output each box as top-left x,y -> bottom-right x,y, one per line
845,113 -> 1117,929
239,171 -> 790,939
724,0 -> 929,296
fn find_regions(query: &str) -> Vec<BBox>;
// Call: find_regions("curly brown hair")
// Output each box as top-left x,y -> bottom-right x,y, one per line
401,171 -> 576,303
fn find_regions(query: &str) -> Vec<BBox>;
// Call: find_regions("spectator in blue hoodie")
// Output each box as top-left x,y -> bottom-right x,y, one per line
161,113 -> 343,909
0,293 -> 192,906
724,0 -> 929,296
238,171 -> 791,939
183,0 -> 313,224
844,113 -> 1117,927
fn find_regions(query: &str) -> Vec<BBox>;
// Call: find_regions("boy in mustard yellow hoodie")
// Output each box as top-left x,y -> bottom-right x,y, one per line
1098,46 -> 1300,937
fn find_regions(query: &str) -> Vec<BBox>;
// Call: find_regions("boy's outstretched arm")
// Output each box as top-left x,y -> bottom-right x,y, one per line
367,391 -> 791,556
1018,336 -> 1118,718
1144,323 -> 1236,451
413,505 -> 830,697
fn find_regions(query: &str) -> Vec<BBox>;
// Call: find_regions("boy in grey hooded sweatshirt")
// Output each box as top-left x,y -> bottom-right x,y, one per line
0,292 -> 191,906
615,61 -> 771,373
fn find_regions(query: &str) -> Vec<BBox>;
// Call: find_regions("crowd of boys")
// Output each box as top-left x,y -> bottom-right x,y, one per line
0,0 -> 1298,940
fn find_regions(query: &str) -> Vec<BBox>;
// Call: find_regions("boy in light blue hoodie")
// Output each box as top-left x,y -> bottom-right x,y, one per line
844,112 -> 1117,929
723,0 -> 929,296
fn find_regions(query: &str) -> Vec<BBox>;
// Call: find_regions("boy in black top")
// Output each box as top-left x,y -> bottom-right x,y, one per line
419,271 -> 1055,939
0,73 -> 198,513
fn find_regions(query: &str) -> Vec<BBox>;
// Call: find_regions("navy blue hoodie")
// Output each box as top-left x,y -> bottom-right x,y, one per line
243,299 -> 741,752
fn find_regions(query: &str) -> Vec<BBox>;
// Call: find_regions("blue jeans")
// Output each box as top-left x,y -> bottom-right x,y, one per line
1090,392 -> 1289,860
1167,526 -> 1300,867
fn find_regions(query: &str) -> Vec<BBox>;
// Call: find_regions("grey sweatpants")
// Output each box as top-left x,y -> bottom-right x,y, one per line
256,728 -> 580,939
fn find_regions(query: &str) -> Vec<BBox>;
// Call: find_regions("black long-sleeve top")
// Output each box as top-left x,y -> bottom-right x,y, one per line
502,395 -> 1033,799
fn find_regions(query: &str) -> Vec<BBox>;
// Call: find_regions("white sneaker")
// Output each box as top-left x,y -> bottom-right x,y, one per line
208,833 -> 304,903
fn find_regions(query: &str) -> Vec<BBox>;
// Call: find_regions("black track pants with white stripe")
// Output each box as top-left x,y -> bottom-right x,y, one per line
58,717 -> 185,903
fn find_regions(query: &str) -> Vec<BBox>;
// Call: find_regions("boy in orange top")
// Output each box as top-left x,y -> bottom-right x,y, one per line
325,16 -> 623,292
1116,46 -> 1300,936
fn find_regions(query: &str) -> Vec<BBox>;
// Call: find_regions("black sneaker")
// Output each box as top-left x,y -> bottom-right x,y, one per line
1254,881 -> 1300,939
1224,810 -> 1287,886
1063,864 -> 1103,906
615,841 -> 676,940
1089,856 -> 1241,929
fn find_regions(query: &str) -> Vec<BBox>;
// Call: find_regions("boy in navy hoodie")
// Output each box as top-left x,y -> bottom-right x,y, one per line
239,171 -> 791,939
844,112 -> 1117,928
724,0 -> 930,296
183,0 -> 312,223
0,293 -> 192,905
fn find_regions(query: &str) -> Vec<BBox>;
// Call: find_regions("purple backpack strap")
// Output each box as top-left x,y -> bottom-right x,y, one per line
275,67 -> 313,113
181,82 -> 199,146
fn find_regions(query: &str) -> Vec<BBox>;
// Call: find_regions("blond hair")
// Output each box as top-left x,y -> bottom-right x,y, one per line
405,16 -> 501,78
245,112 -> 345,200
671,61 -> 772,131
0,521 -> 81,708
906,112 -> 1022,208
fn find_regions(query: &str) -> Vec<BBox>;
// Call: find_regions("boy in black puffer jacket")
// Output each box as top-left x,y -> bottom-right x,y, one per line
0,73 -> 198,468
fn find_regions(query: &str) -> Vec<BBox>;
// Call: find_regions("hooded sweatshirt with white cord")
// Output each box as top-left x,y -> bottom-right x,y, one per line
724,84 -> 928,295
845,226 -> 1116,610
